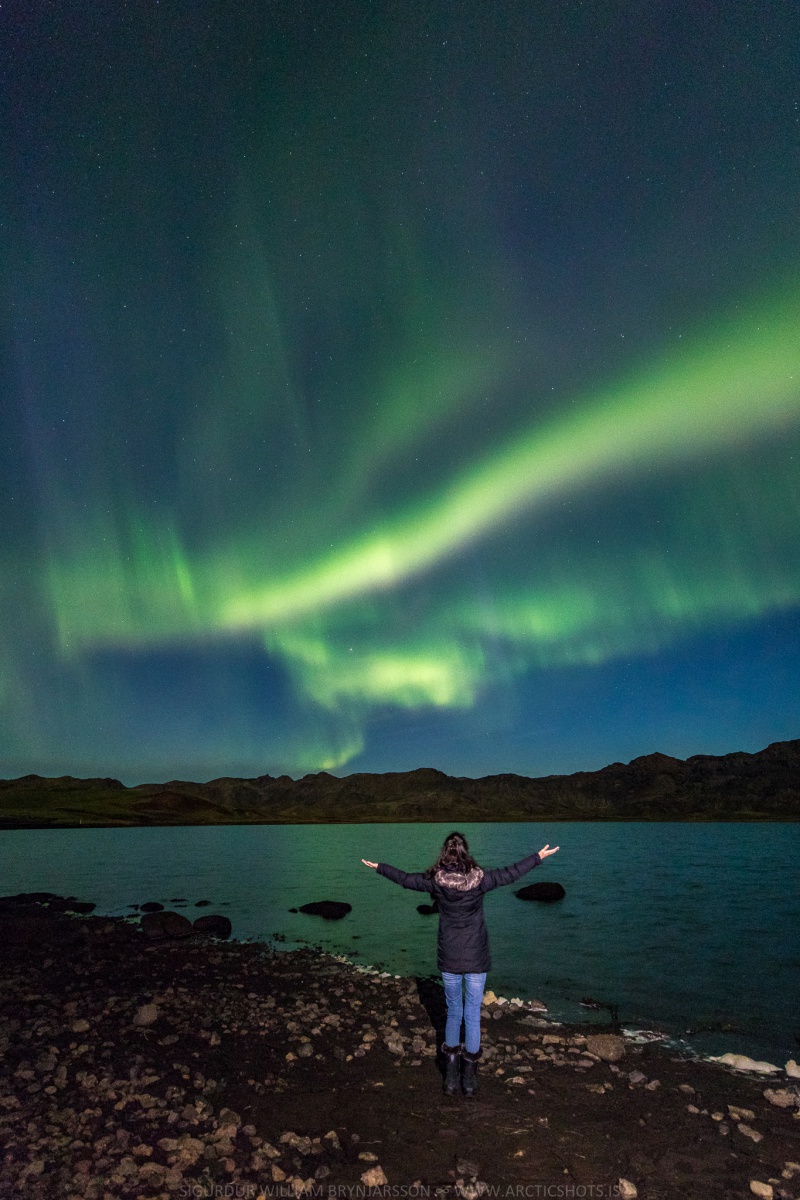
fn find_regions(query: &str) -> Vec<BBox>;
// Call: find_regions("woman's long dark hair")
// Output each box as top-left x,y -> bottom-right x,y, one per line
424,830 -> 481,877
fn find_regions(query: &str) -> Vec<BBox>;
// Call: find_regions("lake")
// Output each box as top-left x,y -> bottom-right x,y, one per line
1,821 -> 797,1066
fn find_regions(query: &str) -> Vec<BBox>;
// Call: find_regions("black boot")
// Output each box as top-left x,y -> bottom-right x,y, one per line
461,1046 -> 481,1097
441,1042 -> 462,1096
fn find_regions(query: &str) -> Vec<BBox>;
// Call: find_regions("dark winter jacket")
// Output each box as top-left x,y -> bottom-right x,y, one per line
376,851 -> 542,973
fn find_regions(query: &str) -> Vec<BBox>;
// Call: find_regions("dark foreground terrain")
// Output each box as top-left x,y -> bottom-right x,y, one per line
0,898 -> 798,1200
2,737 -> 799,827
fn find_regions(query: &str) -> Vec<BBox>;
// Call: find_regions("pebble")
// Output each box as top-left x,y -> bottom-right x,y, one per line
617,1179 -> 637,1198
361,1165 -> 388,1185
749,1183 -> 773,1199
132,1003 -> 159,1026
456,1157 -> 480,1177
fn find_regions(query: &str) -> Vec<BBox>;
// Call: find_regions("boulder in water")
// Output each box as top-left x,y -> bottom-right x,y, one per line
140,910 -> 192,939
140,901 -> 164,912
0,891 -> 62,905
58,898 -> 96,914
193,914 -> 232,938
295,901 -> 352,920
515,881 -> 565,902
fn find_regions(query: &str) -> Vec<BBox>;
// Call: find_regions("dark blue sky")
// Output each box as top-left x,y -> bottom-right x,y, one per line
2,1 -> 799,783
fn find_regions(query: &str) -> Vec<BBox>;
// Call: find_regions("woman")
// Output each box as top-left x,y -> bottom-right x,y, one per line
362,831 -> 559,1096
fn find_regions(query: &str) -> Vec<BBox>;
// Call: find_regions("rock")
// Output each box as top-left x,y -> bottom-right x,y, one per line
586,1034 -> 625,1062
71,1019 -> 91,1033
361,1165 -> 388,1186
132,1004 -> 159,1026
456,1157 -> 480,1178
618,1181 -> 638,1199
749,1183 -> 774,1199
482,990 -> 498,1005
140,910 -> 193,939
515,881 -> 566,902
295,901 -> 352,920
737,1123 -> 763,1143
140,902 -> 164,912
764,1088 -> 799,1109
193,914 -> 232,938
708,1053 -> 780,1073
195,900 -> 211,906
786,1060 -> 800,1079
53,897 -> 96,914
279,1131 -> 313,1155
0,908 -> 60,947
0,890 -> 62,904
728,1105 -> 756,1120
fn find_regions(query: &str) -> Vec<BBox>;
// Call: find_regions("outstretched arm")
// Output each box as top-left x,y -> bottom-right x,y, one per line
481,844 -> 559,892
363,859 -> 435,893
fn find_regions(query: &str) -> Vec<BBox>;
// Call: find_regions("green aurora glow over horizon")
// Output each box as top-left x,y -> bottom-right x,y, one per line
2,2 -> 800,782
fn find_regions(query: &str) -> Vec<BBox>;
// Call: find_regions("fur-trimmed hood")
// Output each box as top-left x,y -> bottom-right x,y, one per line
433,866 -> 484,890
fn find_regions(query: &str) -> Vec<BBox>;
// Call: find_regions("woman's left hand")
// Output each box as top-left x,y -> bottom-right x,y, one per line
361,859 -> 378,868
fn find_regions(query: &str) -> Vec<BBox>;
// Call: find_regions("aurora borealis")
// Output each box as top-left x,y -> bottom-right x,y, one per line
2,2 -> 800,782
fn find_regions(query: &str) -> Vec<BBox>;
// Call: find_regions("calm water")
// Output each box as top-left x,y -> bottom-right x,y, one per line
1,822 -> 797,1065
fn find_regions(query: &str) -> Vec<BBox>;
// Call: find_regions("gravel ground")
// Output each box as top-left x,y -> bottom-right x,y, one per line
0,897 -> 798,1199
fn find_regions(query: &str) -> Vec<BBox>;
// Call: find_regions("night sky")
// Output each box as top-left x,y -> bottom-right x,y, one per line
2,1 -> 800,784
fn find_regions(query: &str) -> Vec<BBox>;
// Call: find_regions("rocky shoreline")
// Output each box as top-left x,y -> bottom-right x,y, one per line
0,898 -> 798,1199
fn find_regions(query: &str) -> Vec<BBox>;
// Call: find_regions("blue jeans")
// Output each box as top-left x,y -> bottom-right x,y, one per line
441,971 -> 486,1053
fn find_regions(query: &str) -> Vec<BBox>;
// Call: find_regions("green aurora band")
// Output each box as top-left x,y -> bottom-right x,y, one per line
33,282 -> 800,771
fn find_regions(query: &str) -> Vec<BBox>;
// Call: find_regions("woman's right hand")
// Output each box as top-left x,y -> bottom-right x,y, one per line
537,844 -> 560,858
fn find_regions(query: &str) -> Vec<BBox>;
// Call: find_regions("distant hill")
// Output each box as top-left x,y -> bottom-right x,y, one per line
0,739 -> 798,827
